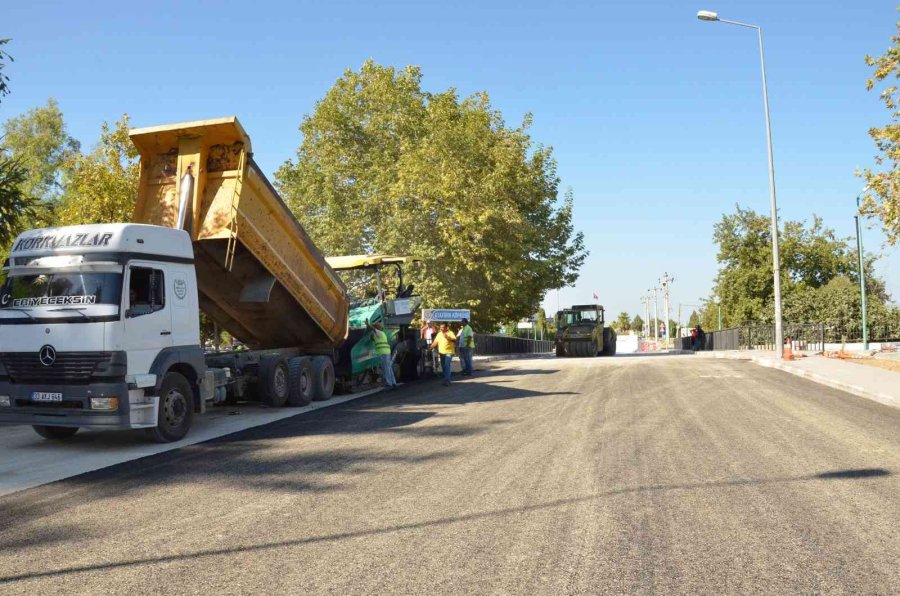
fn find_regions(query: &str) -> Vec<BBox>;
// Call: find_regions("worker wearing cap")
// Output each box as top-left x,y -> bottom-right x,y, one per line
366,319 -> 397,389
457,317 -> 475,376
430,322 -> 457,386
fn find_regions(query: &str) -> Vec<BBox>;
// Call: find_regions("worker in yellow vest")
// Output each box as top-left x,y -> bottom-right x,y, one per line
430,322 -> 457,386
366,319 -> 397,390
457,317 -> 475,376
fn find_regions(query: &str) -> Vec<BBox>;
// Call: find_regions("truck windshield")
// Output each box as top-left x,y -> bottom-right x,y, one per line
563,310 -> 598,325
0,272 -> 123,309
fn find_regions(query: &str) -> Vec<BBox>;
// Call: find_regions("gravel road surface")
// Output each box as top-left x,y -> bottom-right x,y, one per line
1,355 -> 898,594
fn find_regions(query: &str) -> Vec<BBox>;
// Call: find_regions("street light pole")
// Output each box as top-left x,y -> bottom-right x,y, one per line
855,195 -> 869,349
698,10 -> 784,359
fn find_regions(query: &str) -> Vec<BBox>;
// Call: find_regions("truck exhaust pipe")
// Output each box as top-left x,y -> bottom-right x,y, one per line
176,166 -> 194,231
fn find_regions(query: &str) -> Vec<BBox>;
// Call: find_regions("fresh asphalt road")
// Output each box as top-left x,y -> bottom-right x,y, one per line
1,355 -> 899,594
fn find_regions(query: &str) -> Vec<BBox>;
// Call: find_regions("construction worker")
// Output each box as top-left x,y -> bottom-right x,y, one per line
365,319 -> 397,390
430,322 -> 457,386
457,317 -> 475,376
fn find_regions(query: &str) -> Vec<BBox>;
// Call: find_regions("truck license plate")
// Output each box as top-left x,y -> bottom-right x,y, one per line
31,392 -> 63,402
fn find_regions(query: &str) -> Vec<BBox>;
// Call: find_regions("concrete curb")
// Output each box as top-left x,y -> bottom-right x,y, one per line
751,357 -> 900,410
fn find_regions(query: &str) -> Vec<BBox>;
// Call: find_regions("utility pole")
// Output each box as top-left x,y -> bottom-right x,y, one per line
652,287 -> 660,345
855,195 -> 869,350
660,273 -> 674,349
643,294 -> 651,338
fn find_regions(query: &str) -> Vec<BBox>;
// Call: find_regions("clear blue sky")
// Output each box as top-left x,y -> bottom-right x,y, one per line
4,0 -> 899,323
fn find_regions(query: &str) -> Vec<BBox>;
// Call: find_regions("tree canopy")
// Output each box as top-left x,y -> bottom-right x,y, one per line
703,205 -> 895,332
861,14 -> 900,244
276,61 -> 586,329
57,115 -> 138,225
0,157 -> 35,247
0,39 -> 11,103
630,314 -> 644,334
1,99 -> 79,203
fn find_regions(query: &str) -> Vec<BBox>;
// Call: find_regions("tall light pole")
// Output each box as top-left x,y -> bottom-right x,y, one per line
855,194 -> 869,349
698,10 -> 784,358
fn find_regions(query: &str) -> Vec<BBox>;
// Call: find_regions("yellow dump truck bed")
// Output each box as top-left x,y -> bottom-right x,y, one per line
130,117 -> 348,350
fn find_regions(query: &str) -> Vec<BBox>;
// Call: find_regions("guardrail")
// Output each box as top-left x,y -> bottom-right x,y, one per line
676,324 -> 826,352
474,334 -> 554,355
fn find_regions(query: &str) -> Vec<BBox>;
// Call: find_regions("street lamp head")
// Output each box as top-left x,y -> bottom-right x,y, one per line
697,10 -> 719,21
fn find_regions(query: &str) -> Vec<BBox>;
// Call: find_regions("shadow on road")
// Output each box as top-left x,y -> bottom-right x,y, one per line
0,467 -> 890,585
0,374 -> 575,545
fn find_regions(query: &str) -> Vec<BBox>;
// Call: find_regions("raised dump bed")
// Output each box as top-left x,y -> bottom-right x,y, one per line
130,117 -> 348,350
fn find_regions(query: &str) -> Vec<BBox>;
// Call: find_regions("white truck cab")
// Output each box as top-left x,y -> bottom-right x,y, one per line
0,223 -> 213,442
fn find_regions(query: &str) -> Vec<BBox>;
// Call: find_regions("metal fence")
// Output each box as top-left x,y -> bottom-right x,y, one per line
677,323 -> 826,352
816,322 -> 900,343
475,334 -> 554,355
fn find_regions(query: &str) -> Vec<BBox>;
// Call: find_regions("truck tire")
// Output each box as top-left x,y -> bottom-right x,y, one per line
32,425 -> 79,440
311,356 -> 335,401
259,357 -> 290,407
147,372 -> 194,443
286,357 -> 313,407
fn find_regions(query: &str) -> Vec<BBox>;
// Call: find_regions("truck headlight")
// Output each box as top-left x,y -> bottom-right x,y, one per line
0,396 -> 10,407
90,397 -> 119,411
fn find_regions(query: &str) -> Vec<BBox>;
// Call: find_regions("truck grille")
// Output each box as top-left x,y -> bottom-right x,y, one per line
0,352 -> 109,385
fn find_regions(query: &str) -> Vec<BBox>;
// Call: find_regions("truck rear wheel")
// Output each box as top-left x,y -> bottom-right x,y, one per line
311,356 -> 335,401
33,425 -> 79,440
259,357 -> 290,407
147,372 -> 194,443
287,357 -> 314,406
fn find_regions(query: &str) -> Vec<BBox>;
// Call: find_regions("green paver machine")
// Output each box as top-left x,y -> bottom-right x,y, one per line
325,255 -> 425,389
554,304 -> 617,357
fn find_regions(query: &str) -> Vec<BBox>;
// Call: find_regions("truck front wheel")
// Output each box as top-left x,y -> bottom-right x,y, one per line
33,425 -> 79,440
147,372 -> 194,443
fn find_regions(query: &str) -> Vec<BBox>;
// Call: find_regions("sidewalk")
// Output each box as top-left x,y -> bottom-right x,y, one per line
752,354 -> 900,410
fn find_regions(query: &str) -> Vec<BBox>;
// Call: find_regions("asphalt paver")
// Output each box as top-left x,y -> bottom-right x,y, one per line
0,355 -> 898,594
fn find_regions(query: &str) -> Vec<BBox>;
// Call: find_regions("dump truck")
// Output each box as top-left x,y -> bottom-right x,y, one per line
0,117 -> 394,442
554,304 -> 617,357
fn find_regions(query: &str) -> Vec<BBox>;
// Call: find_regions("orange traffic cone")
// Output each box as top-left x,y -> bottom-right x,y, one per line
783,337 -> 795,361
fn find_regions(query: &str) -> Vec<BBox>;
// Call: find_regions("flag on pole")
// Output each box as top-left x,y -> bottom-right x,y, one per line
592,292 -> 599,300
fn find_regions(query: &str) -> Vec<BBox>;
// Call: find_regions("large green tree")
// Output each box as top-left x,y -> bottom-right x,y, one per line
861,14 -> 900,244
57,115 -> 138,225
709,205 -> 891,328
276,61 -> 586,329
1,98 -> 80,203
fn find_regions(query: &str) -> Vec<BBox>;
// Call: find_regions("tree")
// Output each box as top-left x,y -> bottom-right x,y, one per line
709,205 -> 886,327
630,314 -> 643,334
688,310 -> 701,328
276,61 -> 586,329
0,157 -> 36,248
1,99 -> 80,203
0,39 -> 12,103
860,14 -> 900,244
57,115 -> 138,225
535,308 -> 555,339
613,311 -> 631,333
